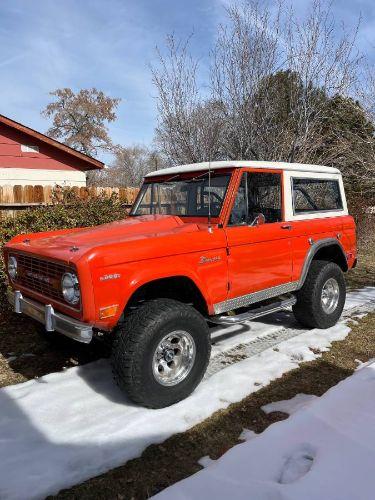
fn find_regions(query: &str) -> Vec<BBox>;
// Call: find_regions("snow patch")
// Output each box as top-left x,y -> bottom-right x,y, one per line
198,456 -> 216,468
154,362 -> 375,500
238,428 -> 257,441
262,394 -> 318,415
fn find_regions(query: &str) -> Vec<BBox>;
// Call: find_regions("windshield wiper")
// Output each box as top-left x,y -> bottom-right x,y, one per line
185,172 -> 210,183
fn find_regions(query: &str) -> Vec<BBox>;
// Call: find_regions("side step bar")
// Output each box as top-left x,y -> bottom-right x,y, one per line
209,295 -> 297,325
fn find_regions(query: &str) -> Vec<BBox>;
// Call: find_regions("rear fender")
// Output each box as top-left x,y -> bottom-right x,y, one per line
298,238 -> 348,289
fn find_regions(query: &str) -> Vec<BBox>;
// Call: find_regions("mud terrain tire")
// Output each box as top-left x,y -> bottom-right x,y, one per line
293,260 -> 346,329
111,299 -> 211,408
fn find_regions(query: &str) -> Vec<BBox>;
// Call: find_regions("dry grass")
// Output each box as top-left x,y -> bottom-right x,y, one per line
345,246 -> 375,290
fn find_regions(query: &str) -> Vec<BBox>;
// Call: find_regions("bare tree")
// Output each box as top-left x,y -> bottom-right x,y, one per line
358,63 -> 375,123
282,0 -> 360,161
42,88 -> 120,157
152,0 -> 362,165
152,36 -> 225,163
210,1 -> 282,160
91,145 -> 166,187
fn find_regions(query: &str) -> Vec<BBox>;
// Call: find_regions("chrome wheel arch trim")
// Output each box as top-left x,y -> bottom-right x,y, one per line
297,238 -> 347,288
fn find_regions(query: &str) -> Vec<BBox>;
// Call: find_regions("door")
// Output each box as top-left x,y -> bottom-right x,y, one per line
225,170 -> 293,300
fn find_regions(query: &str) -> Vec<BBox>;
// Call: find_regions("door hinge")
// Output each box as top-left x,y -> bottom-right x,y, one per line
226,247 -> 230,256
227,281 -> 231,291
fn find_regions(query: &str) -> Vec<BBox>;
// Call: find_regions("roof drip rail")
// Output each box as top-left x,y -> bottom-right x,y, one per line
145,161 -> 341,178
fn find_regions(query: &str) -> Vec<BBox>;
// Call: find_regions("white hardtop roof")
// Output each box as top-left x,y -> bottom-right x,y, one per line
146,160 -> 340,177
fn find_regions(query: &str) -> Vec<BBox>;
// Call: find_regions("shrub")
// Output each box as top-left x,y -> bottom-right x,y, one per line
0,189 -> 127,310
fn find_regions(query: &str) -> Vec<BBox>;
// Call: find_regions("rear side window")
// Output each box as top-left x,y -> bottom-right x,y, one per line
292,178 -> 343,214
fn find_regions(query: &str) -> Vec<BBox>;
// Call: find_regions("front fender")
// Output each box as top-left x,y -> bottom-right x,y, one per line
90,249 -> 228,329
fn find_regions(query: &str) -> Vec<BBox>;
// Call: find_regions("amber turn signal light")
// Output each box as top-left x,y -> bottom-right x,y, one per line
99,304 -> 119,319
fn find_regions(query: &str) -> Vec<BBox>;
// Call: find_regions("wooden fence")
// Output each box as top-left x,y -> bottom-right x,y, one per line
0,185 -> 139,218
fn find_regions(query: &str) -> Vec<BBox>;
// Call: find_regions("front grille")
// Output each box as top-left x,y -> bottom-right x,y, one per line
12,253 -> 78,307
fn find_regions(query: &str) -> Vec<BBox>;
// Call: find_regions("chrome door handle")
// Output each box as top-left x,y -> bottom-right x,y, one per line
281,224 -> 292,230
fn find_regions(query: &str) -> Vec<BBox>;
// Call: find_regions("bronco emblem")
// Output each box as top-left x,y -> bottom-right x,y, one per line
199,256 -> 221,265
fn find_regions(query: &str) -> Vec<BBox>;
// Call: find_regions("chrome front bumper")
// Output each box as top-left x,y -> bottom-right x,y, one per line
8,290 -> 93,344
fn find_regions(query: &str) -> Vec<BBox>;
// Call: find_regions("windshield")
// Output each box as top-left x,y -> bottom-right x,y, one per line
131,173 -> 231,217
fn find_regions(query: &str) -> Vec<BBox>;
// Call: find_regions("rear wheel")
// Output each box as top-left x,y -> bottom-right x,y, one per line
111,299 -> 211,408
293,260 -> 346,329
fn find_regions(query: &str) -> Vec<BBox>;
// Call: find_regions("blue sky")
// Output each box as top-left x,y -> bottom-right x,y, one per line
0,0 -> 374,162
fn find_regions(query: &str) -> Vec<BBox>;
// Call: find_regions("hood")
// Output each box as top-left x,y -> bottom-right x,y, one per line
6,215 -> 201,262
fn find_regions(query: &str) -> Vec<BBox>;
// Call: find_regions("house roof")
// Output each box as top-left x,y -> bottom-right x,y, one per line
0,114 -> 104,170
146,160 -> 340,177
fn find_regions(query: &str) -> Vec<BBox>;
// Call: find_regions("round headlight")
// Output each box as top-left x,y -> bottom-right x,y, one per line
8,256 -> 17,280
61,272 -> 80,305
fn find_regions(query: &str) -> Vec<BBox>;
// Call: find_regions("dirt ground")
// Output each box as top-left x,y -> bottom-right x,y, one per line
0,313 -> 109,388
0,249 -> 374,499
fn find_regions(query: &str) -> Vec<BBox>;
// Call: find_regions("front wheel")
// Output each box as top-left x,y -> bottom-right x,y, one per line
293,260 -> 346,329
111,299 -> 211,408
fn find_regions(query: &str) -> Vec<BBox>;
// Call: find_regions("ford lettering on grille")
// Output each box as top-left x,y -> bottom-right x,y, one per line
25,271 -> 52,284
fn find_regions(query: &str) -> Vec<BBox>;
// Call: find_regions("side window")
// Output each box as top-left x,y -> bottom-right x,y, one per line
247,173 -> 282,223
229,172 -> 282,225
292,178 -> 343,214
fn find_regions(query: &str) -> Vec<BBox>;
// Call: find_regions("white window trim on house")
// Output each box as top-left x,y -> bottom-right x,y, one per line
21,145 -> 40,154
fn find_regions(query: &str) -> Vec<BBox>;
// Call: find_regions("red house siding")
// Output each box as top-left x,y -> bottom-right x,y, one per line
0,122 -> 97,172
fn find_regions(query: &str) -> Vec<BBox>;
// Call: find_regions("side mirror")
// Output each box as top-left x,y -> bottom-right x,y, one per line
250,213 -> 266,227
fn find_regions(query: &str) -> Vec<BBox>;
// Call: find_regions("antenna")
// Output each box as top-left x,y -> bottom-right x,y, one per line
207,157 -> 213,233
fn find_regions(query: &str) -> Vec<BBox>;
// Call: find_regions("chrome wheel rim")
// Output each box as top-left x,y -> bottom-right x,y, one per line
321,278 -> 340,314
152,330 -> 196,386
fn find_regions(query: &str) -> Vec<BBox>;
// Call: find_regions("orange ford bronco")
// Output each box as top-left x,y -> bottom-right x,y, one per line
4,161 -> 356,407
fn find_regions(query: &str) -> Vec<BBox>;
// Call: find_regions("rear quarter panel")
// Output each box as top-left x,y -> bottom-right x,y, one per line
290,216 -> 356,281
341,215 -> 357,267
283,170 -> 356,280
